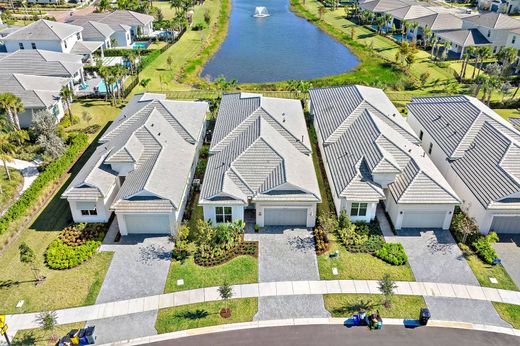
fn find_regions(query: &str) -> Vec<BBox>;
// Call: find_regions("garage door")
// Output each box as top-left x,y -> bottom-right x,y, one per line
491,216 -> 520,234
401,211 -> 446,229
264,208 -> 307,226
124,214 -> 171,234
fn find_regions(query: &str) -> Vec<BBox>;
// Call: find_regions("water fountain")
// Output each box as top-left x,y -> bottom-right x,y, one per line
253,6 -> 270,18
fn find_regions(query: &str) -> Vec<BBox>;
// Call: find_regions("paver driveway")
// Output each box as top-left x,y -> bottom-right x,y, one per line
396,229 -> 509,327
245,226 -> 330,320
494,234 -> 520,289
87,235 -> 173,344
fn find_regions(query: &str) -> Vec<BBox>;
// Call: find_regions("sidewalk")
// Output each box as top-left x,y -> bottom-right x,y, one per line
5,159 -> 39,193
6,280 -> 520,332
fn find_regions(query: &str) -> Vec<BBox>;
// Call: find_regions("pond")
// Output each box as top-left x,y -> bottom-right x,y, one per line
201,0 -> 360,83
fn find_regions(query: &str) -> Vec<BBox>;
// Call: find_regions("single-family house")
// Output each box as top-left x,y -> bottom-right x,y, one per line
407,96 -> 520,234
436,29 -> 491,58
199,93 -> 321,228
62,93 -> 209,235
0,73 -> 69,128
414,13 -> 464,41
479,0 -> 520,14
66,19 -> 115,49
360,0 -> 411,14
309,86 -> 460,230
462,12 -> 520,52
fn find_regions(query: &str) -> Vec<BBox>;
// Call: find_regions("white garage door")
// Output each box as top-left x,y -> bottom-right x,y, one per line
491,216 -> 520,234
124,214 -> 171,234
264,208 -> 307,226
401,211 -> 446,229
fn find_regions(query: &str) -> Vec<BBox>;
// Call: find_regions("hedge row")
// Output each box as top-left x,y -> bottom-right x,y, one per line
194,241 -> 258,267
45,238 -> 101,270
103,48 -> 155,57
0,133 -> 89,235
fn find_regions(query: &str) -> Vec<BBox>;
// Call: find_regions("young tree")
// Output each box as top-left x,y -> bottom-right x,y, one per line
319,6 -> 327,20
31,110 -> 66,159
419,71 -> 430,87
36,311 -> 58,343
453,208 -> 478,244
140,78 -> 151,88
0,133 -> 15,181
60,86 -> 74,124
378,273 -> 397,308
19,242 -> 44,283
167,55 -> 174,72
82,111 -> 92,125
218,281 -> 233,318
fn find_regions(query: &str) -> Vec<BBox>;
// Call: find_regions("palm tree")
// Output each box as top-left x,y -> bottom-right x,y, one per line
423,27 -> 432,48
409,21 -> 419,44
474,46 -> 492,79
496,46 -> 518,77
0,133 -> 15,180
401,19 -> 409,42
59,86 -> 74,124
383,13 -> 392,33
430,37 -> 438,60
0,93 -> 23,130
441,41 -> 451,61
461,46 -> 475,80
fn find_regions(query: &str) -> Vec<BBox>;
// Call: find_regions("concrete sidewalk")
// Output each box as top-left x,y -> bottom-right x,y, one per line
6,279 -> 520,333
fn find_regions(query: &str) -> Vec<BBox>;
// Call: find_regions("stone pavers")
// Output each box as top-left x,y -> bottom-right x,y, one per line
87,235 -> 173,344
493,235 -> 520,289
245,226 -> 330,320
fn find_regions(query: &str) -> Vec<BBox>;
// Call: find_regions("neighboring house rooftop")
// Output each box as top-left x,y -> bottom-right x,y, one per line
415,13 -> 464,31
200,93 -> 321,204
0,49 -> 83,78
3,19 -> 82,41
408,96 -> 520,208
464,12 -> 520,29
310,85 -> 459,205
437,28 -> 491,47
0,73 -> 68,109
360,0 -> 412,13
68,20 -> 115,41
70,40 -> 104,55
389,4 -> 436,20
67,10 -> 151,32
62,93 -> 208,212
0,24 -> 22,38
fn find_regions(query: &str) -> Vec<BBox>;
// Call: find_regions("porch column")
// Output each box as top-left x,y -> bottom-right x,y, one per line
460,46 -> 465,60
100,45 -> 104,59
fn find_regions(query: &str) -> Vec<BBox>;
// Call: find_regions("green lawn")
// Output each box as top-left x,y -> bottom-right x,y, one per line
153,1 -> 178,20
465,254 -> 518,291
156,298 -> 258,333
324,294 -> 425,319
12,322 -> 85,346
494,108 -> 520,122
165,255 -> 258,293
318,234 -> 415,281
0,169 -> 23,213
68,99 -> 123,140
493,302 -> 520,329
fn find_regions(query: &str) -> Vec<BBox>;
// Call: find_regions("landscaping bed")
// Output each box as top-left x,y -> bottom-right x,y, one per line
156,298 -> 258,333
324,294 -> 425,320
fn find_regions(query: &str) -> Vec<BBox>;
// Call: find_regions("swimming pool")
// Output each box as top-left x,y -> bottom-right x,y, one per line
132,41 -> 150,49
97,81 -> 118,93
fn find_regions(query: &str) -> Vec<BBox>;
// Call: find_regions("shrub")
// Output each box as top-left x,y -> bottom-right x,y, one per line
314,227 -> 329,255
192,22 -> 207,31
338,224 -> 368,248
472,233 -> 499,264
375,243 -> 408,265
59,223 -> 106,247
45,238 -> 101,269
59,115 -> 80,128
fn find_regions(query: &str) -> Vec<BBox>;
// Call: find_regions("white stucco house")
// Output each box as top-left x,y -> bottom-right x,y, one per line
62,93 -> 209,235
407,96 -> 520,234
461,12 -> 520,53
309,86 -> 460,230
199,93 -> 321,228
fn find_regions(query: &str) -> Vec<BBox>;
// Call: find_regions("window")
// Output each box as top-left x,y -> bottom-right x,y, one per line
350,203 -> 368,217
513,35 -> 517,44
215,206 -> 232,223
31,42 -> 36,49
76,33 -> 81,40
64,41 -> 68,49
80,208 -> 98,216
487,30 -> 491,38
19,42 -> 24,50
428,142 -> 433,154
419,130 -> 424,140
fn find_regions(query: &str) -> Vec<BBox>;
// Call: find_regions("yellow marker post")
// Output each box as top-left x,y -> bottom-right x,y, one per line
0,315 -> 10,346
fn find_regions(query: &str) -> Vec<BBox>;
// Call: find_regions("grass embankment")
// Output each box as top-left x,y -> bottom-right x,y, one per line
465,254 -> 518,291
325,294 -> 425,319
0,169 -> 23,213
12,322 -> 86,346
156,298 -> 258,333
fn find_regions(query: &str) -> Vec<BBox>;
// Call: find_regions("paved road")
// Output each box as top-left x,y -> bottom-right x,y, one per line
148,325 -> 519,346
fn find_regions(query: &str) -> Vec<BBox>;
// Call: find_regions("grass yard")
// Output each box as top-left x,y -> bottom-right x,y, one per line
68,99 -> 123,140
0,169 -> 23,213
0,229 -> 113,314
12,322 -> 85,346
493,302 -> 520,329
318,234 -> 415,281
153,1 -> 178,20
494,108 -> 520,122
324,294 -> 425,319
156,298 -> 257,333
165,255 -> 258,292
465,254 -> 518,291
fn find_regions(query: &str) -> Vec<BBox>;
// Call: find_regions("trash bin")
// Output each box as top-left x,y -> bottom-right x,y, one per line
84,326 -> 96,344
78,329 -> 89,345
420,308 -> 431,325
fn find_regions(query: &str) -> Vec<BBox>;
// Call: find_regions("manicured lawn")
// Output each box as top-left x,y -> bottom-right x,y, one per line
325,294 -> 425,319
0,169 -> 23,213
165,256 -> 258,293
68,99 -> 123,140
0,229 -> 113,314
12,322 -> 85,346
494,108 -> 520,122
154,1 -> 178,20
318,234 -> 415,281
465,254 -> 518,291
156,298 -> 258,333
493,302 -> 520,329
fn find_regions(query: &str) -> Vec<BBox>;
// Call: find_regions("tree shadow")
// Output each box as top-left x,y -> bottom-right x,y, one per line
11,332 -> 38,346
332,299 -> 380,315
175,309 -> 209,320
0,279 -> 39,288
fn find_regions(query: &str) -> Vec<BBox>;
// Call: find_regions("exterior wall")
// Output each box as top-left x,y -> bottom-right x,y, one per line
372,173 -> 398,188
110,162 -> 136,176
4,33 -> 80,53
19,101 -> 64,129
505,32 -> 520,49
202,204 -> 245,225
68,181 -> 119,223
342,200 -> 377,223
461,21 -> 511,50
255,202 -> 317,227
112,30 -> 131,47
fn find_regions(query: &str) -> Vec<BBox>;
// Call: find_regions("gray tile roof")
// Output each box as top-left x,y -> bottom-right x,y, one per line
360,0 -> 412,13
510,117 -> 520,129
464,12 -> 520,30
310,85 -> 459,205
0,25 -> 22,38
70,40 -> 103,55
415,13 -> 464,31
63,93 -> 208,212
408,95 -> 520,208
0,50 -> 83,78
67,20 -> 114,41
0,73 -> 68,108
389,4 -> 436,20
66,10 -> 152,32
436,28 -> 491,47
200,93 -> 321,204
3,19 -> 82,41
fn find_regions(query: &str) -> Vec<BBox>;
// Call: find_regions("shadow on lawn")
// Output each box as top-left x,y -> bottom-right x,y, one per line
332,299 -> 381,315
175,309 -> 210,320
30,122 -> 112,231
11,332 -> 38,346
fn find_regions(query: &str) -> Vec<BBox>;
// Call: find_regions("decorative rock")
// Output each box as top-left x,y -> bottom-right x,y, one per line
489,277 -> 498,284
177,279 -> 184,286
332,267 -> 338,276
16,300 -> 24,308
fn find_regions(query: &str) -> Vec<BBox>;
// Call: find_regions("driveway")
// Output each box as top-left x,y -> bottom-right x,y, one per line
245,226 -> 330,320
494,234 -> 520,289
87,234 -> 173,344
396,229 -> 509,327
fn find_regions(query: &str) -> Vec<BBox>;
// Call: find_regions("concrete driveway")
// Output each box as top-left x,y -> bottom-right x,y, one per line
494,234 -> 520,289
87,234 -> 173,344
396,229 -> 509,327
245,226 -> 330,320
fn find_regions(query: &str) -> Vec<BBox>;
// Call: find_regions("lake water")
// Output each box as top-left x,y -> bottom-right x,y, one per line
201,0 -> 360,83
